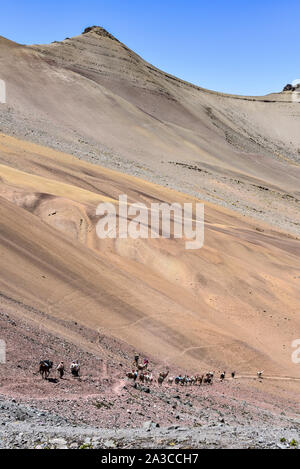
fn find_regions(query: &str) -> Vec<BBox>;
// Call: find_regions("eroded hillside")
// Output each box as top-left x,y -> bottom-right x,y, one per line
0,134 -> 299,380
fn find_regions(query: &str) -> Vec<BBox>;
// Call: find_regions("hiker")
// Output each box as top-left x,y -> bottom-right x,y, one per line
57,361 -> 65,379
231,371 -> 236,379
220,371 -> 226,381
70,360 -> 80,377
133,353 -> 140,368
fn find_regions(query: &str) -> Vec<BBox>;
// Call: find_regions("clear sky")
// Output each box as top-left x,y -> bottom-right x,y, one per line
0,0 -> 299,96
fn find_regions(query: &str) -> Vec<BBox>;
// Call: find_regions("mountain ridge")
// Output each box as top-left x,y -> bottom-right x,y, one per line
0,26 -> 299,234
1,27 -> 291,101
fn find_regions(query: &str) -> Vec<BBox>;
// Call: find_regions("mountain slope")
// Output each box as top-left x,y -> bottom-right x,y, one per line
0,133 -> 299,380
0,27 -> 299,233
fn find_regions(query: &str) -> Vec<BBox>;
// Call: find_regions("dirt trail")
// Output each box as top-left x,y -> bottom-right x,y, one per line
236,375 -> 300,382
112,379 -> 126,396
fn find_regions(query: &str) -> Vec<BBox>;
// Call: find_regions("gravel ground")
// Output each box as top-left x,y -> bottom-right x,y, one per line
0,397 -> 299,449
0,302 -> 300,449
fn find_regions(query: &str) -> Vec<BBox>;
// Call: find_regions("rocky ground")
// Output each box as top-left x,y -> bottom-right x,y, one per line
0,394 -> 300,449
0,299 -> 299,449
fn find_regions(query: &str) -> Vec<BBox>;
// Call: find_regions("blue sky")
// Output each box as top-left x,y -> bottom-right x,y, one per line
0,0 -> 299,95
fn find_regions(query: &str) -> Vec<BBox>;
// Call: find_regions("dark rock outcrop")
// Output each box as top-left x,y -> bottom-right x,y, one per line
283,84 -> 295,92
82,26 -> 119,42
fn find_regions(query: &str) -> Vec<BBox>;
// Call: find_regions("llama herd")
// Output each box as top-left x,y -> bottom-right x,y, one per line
126,358 -> 265,387
127,366 -> 229,387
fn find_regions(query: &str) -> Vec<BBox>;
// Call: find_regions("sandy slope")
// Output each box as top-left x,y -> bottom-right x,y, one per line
0,27 -> 299,233
0,133 -> 299,384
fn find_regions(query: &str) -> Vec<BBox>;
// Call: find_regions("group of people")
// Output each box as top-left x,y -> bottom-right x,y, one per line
57,360 -> 81,378
133,353 -> 149,368
39,359 -> 81,379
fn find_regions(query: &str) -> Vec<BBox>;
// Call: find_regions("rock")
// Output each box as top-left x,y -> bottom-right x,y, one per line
167,425 -> 180,430
49,438 -> 68,449
143,421 -> 160,431
103,439 -> 117,448
283,84 -> 294,92
184,401 -> 193,407
82,26 -> 118,42
69,443 -> 79,449
276,443 -> 287,449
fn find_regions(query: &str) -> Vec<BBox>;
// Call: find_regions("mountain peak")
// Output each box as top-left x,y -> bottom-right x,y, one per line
82,26 -> 119,42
